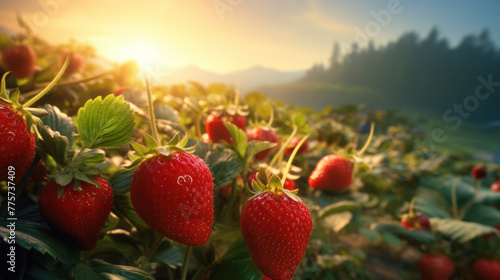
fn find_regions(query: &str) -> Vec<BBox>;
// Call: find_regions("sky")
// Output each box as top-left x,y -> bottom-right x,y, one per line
0,0 -> 499,73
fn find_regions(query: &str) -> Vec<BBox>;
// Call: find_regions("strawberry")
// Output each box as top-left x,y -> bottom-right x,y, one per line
283,178 -> 297,191
205,112 -> 245,145
473,259 -> 500,280
0,101 -> 36,182
308,155 -> 353,191
38,176 -> 113,251
262,276 -> 272,280
130,151 -> 214,246
1,45 -> 38,78
61,52 -> 85,76
418,254 -> 454,280
241,171 -> 312,280
401,214 -> 431,231
472,166 -> 487,180
491,182 -> 500,192
247,127 -> 280,160
284,137 -> 308,157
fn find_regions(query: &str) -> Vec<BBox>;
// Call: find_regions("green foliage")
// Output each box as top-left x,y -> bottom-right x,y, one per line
209,238 -> 262,280
431,218 -> 498,243
76,94 -> 135,149
42,104 -> 75,147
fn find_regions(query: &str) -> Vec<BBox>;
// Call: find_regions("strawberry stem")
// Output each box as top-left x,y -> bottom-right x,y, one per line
144,73 -> 160,143
281,134 -> 310,186
143,234 -> 164,261
357,122 -> 375,157
269,125 -> 298,169
23,54 -> 71,108
180,246 -> 193,280
408,197 -> 417,217
32,70 -> 113,91
265,106 -> 274,128
451,178 -> 459,220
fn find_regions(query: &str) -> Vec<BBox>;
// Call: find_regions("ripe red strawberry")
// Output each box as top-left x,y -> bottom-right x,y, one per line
401,214 -> 431,231
61,52 -> 85,76
247,127 -> 280,160
262,276 -> 272,280
38,176 -> 113,251
241,191 -> 312,280
284,137 -> 308,156
473,259 -> 500,280
491,182 -> 500,192
283,178 -> 297,191
308,155 -> 353,191
205,112 -> 245,145
418,254 -> 454,280
472,166 -> 487,180
0,101 -> 36,182
1,45 -> 37,78
130,151 -> 214,246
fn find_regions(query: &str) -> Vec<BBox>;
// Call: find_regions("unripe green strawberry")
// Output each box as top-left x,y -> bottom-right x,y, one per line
241,177 -> 312,280
308,154 -> 353,191
38,176 -> 113,251
1,45 -> 37,78
131,151 -> 214,246
418,254 -> 454,280
473,259 -> 500,280
0,101 -> 36,182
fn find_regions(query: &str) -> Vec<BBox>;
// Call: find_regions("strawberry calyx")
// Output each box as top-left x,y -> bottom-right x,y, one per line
212,90 -> 249,117
248,167 -> 300,202
126,132 -> 197,169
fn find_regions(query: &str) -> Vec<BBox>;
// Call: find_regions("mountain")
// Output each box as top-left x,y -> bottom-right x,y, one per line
160,64 -> 305,91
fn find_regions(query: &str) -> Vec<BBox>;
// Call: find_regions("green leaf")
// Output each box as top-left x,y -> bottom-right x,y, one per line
90,260 -> 155,280
225,123 -> 248,158
246,140 -> 276,160
414,197 -> 451,219
206,149 -> 242,190
72,264 -> 103,280
359,228 -> 380,243
88,231 -> 143,261
462,205 -> 500,227
42,104 -> 75,147
210,237 -> 263,280
431,218 -> 499,243
321,211 -> 353,232
36,124 -> 73,166
150,244 -> 184,268
110,168 -> 135,193
371,222 -> 436,244
474,191 -> 500,205
80,149 -> 106,166
318,201 -> 361,220
421,176 -> 475,207
113,193 -> 149,230
76,94 -> 135,149
380,232 -> 401,247
0,217 -> 80,267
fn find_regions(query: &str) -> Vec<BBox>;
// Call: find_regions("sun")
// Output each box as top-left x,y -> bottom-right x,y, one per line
111,40 -> 159,70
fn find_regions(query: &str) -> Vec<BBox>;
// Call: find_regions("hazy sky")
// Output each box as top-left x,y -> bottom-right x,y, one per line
1,0 -> 499,72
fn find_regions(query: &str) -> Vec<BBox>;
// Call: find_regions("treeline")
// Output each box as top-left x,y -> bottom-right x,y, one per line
260,28 -> 500,124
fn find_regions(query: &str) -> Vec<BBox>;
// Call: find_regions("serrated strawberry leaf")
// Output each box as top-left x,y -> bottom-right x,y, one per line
90,259 -> 155,280
42,104 -> 75,147
372,222 -> 436,244
462,205 -> 500,227
110,168 -> 135,193
225,122 -> 248,158
431,218 -> 499,243
80,149 -> 106,166
0,208 -> 81,267
76,94 -> 135,149
206,150 -> 242,190
36,124 -> 73,166
318,201 -> 361,220
247,140 -> 277,160
150,244 -> 184,269
210,237 -> 263,280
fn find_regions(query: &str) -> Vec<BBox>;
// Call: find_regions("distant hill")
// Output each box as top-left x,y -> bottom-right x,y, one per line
258,28 -> 500,124
161,64 -> 305,91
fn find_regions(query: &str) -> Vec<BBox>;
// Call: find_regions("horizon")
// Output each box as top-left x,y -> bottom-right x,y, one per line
0,1 -> 499,72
